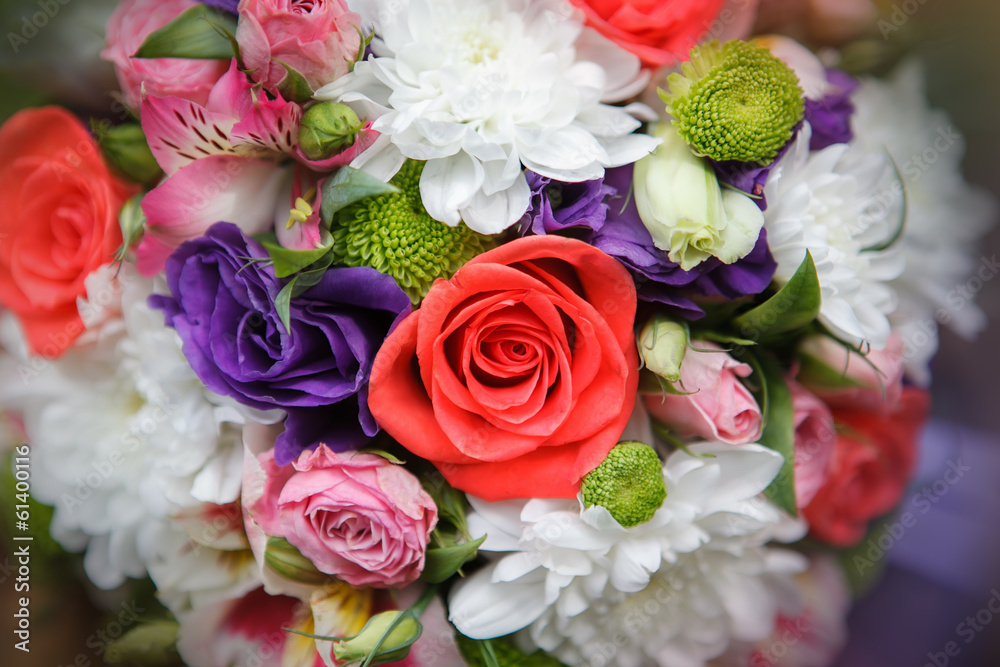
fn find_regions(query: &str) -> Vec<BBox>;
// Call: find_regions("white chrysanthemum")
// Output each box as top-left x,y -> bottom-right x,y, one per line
449,443 -> 806,667
850,60 -> 997,382
0,267 -> 259,611
319,0 -> 658,234
763,124 -> 906,350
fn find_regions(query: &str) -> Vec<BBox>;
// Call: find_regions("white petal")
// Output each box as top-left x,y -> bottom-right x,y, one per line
449,567 -> 549,639
421,153 -> 485,225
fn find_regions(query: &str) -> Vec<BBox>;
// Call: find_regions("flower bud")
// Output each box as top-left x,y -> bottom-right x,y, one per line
332,611 -> 422,665
638,315 -> 688,383
263,536 -> 332,585
634,122 -> 764,271
298,102 -> 363,161
92,121 -> 162,185
104,621 -> 180,666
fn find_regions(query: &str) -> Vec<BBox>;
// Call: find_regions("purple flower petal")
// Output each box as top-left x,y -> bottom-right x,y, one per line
151,222 -> 411,461
583,166 -> 776,320
805,69 -> 859,151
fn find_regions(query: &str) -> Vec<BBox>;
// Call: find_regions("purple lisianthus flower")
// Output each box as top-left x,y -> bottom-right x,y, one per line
586,166 -> 777,319
711,123 -> 800,212
201,0 -> 239,14
150,222 -> 411,464
517,171 -> 613,236
805,69 -> 859,151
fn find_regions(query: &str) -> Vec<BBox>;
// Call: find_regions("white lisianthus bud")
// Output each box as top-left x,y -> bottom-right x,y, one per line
638,315 -> 688,383
634,122 -> 764,271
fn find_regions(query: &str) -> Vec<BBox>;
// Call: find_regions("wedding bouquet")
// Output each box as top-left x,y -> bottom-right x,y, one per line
1,0 -> 995,666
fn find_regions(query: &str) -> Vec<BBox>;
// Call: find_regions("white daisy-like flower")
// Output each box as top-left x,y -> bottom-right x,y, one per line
0,267 -> 259,611
448,443 -> 806,667
850,60 -> 997,382
763,124 -> 906,350
319,0 -> 658,234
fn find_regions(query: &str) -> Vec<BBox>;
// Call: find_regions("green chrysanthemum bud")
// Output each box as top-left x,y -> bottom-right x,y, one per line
299,101 -> 363,161
660,39 -> 805,166
581,441 -> 667,528
331,160 -> 494,304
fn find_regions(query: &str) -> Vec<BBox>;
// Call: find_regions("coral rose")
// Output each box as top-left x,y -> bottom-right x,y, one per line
236,0 -> 363,92
568,0 -> 727,68
368,236 -> 639,501
0,107 -> 134,358
102,0 -> 229,110
803,387 -> 930,547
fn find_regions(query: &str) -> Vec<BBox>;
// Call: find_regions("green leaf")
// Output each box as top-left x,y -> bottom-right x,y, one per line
134,5 -> 238,60
275,60 -> 315,103
420,472 -> 471,538
745,350 -> 797,516
696,331 -> 758,347
104,621 -> 182,667
275,276 -> 297,334
796,351 -> 867,391
114,194 -> 147,267
359,449 -> 405,465
420,534 -> 486,583
455,633 -> 568,667
93,121 -> 162,185
264,536 -> 332,585
259,239 -> 333,278
732,252 -> 821,344
321,167 -> 400,225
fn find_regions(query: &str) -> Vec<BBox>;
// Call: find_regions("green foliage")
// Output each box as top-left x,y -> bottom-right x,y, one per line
134,5 -> 237,60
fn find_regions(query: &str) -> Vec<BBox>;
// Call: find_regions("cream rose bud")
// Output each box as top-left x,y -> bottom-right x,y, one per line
634,122 -> 764,271
246,444 -> 438,588
642,340 -> 763,444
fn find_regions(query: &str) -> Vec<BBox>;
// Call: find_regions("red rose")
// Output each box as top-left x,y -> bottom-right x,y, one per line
368,236 -> 639,501
803,388 -> 931,547
568,0 -> 727,68
0,107 -> 135,358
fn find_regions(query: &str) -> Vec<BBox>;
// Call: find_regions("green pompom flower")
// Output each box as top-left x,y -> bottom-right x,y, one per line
330,160 -> 494,304
581,441 -> 667,528
660,39 -> 805,166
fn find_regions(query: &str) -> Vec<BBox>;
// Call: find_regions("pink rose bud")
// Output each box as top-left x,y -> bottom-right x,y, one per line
643,341 -> 763,444
249,444 -> 438,588
102,0 -> 229,110
787,377 -> 836,508
796,333 -> 904,411
236,0 -> 363,92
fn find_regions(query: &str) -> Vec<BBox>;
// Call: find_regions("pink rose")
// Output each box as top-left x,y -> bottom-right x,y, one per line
102,0 -> 229,110
788,377 -> 836,508
236,0 -> 362,91
643,341 -> 762,444
247,443 -> 437,588
796,333 -> 904,411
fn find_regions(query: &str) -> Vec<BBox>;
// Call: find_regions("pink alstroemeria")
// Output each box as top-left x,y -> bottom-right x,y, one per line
136,60 -> 377,275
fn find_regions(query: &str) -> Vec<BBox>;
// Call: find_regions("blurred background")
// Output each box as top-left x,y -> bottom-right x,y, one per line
1,0 -> 999,665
